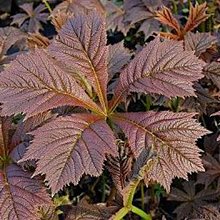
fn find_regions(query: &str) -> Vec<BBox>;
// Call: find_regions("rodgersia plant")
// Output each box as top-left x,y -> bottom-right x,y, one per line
0,10 -> 209,220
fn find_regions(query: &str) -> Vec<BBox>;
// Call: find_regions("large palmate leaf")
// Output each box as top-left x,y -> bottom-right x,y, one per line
20,114 -> 117,194
111,111 -> 208,191
110,38 -> 205,110
0,49 -> 102,117
49,11 -> 108,110
0,164 -> 51,220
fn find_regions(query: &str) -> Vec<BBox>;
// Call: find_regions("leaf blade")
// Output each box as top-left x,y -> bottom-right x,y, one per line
0,49 -> 102,117
112,111 -> 209,191
0,164 -> 51,220
49,11 -> 108,111
110,38 -> 205,111
20,114 -> 117,194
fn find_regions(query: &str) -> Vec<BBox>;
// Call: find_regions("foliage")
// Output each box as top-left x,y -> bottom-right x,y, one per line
0,0 -> 220,219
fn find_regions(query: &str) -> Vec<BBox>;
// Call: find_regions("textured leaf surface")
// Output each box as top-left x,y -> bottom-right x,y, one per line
20,114 -> 117,194
184,2 -> 208,33
110,38 -> 205,109
52,0 -> 105,16
204,62 -> 220,90
10,112 -> 55,162
104,2 -> 128,34
0,164 -> 51,220
107,141 -> 133,193
155,6 -> 181,34
196,154 -> 220,189
184,32 -> 217,56
108,42 -> 130,81
0,117 -> 13,158
112,111 -> 208,191
0,27 -> 26,57
49,12 -> 108,109
0,49 -> 102,117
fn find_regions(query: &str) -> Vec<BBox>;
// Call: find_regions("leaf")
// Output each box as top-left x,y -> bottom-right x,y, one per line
10,112 -> 55,162
168,181 -> 220,220
155,6 -> 181,34
49,11 -> 108,110
122,148 -> 156,206
52,0 -> 105,16
0,27 -> 26,58
196,154 -> 220,189
0,49 -> 102,117
0,164 -> 51,220
20,114 -> 117,194
180,83 -> 217,115
111,111 -> 208,191
27,33 -> 50,49
184,2 -> 208,33
110,38 -> 205,110
51,11 -> 72,32
36,204 -> 58,220
123,0 -> 161,38
107,141 -> 133,193
191,205 -> 220,219
65,199 -> 118,220
184,32 -> 217,56
204,61 -> 220,90
0,117 -> 14,158
108,42 -> 131,81
104,2 -> 128,34
11,3 -> 49,33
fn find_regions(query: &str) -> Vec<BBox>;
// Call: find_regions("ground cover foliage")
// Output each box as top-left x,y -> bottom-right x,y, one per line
0,0 -> 220,219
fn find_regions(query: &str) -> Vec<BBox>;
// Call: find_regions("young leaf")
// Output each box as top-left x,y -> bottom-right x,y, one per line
0,164 -> 51,220
183,2 -> 208,33
155,6 -> 181,35
110,38 -> 205,111
0,49 -> 102,117
49,11 -> 108,111
111,111 -> 208,191
20,114 -> 117,194
184,32 -> 217,56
